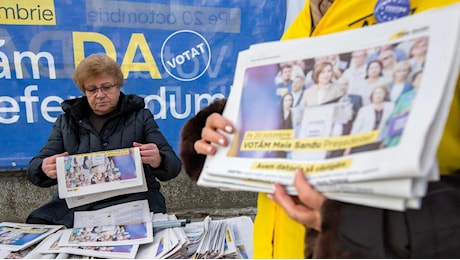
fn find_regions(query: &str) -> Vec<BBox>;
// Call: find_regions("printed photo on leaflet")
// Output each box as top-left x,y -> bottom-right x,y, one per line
56,148 -> 145,199
199,6 -> 460,211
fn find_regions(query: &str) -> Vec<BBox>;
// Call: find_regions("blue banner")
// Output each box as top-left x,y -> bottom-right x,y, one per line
0,0 -> 287,169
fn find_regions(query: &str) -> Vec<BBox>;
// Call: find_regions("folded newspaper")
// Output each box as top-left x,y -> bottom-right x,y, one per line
198,4 -> 460,211
0,222 -> 63,253
56,147 -> 147,208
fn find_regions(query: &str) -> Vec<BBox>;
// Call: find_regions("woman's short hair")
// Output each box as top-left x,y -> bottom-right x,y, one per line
364,59 -> 384,79
72,54 -> 125,93
370,83 -> 390,102
312,61 -> 333,83
393,60 -> 411,73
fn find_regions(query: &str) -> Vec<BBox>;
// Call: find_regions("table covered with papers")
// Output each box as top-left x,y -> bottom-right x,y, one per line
0,200 -> 254,259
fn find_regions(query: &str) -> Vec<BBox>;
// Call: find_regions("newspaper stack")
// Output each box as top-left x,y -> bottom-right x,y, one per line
186,216 -> 253,259
4,200 -> 254,259
136,213 -> 190,259
56,147 -> 147,208
138,215 -> 253,259
198,4 -> 460,211
25,200 -> 153,259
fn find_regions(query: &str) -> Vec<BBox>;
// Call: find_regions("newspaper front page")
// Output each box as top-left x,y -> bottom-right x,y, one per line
199,4 -> 460,210
56,147 -> 147,208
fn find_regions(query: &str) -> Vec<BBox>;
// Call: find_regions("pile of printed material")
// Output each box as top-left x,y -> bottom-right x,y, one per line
198,4 -> 460,211
0,200 -> 254,259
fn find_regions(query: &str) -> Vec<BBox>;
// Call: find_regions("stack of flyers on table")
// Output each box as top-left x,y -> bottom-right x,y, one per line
198,4 -> 460,211
0,222 -> 63,259
56,147 -> 147,208
28,200 -> 153,259
185,216 -> 254,259
136,213 -> 190,259
136,214 -> 253,259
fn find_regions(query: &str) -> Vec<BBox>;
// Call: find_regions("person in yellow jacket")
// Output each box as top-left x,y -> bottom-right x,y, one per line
180,0 -> 460,258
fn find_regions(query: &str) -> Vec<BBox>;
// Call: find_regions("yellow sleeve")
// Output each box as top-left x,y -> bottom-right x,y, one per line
253,193 -> 306,258
281,2 -> 312,40
437,80 -> 460,175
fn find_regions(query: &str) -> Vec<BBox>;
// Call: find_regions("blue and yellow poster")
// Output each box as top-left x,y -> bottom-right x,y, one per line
0,0 -> 289,169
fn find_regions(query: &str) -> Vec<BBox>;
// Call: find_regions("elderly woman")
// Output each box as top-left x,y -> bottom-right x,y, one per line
26,54 -> 182,227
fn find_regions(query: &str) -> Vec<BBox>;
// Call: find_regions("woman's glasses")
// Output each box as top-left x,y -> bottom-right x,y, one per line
85,83 -> 117,96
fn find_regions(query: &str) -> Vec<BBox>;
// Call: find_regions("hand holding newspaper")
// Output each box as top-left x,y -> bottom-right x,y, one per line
198,4 -> 460,211
56,147 -> 147,208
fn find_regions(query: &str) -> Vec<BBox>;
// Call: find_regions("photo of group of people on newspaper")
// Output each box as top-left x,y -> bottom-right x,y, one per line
62,149 -> 137,189
238,36 -> 428,161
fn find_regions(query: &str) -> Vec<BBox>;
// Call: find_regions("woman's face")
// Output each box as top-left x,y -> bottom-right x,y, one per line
83,74 -> 120,115
371,87 -> 386,103
318,65 -> 333,84
394,66 -> 410,81
367,62 -> 382,78
411,39 -> 428,56
283,95 -> 293,110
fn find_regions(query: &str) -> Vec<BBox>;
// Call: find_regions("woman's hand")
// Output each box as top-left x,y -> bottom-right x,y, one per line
194,113 -> 234,155
270,169 -> 325,231
41,152 -> 69,179
133,142 -> 161,168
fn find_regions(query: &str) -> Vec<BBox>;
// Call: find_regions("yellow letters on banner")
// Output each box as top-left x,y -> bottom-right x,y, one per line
121,33 -> 161,78
72,32 -> 162,79
73,32 -> 117,66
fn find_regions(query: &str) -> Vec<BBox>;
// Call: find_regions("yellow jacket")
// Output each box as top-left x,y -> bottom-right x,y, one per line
254,0 -> 460,258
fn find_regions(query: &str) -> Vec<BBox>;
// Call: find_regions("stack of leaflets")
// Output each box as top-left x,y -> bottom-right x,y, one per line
137,214 -> 253,259
185,216 -> 253,259
28,200 -> 153,259
8,201 -> 254,259
136,213 -> 190,259
56,147 -> 147,208
198,4 -> 460,211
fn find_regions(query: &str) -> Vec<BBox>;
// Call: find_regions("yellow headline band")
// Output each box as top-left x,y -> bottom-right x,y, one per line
251,158 -> 352,174
241,130 -> 379,151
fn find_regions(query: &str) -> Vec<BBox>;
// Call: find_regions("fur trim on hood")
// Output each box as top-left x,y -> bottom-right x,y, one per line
179,98 -> 227,181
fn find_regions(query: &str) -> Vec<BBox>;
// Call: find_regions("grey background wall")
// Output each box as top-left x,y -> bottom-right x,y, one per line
0,168 -> 257,223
